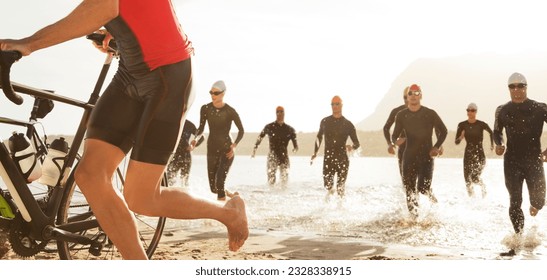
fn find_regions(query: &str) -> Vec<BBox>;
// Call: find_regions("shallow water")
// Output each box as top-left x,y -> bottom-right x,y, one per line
169,155 -> 547,257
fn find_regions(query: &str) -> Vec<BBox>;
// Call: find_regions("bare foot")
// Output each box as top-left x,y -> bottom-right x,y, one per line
223,194 -> 248,251
530,206 -> 539,217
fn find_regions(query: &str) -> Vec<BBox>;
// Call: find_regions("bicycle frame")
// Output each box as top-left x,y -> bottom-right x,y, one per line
0,115 -> 48,217
0,51 -> 114,246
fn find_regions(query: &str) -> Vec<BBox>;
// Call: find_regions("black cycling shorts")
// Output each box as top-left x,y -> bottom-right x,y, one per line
87,58 -> 193,165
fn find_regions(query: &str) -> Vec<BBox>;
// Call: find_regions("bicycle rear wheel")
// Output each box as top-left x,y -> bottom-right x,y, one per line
55,163 -> 167,260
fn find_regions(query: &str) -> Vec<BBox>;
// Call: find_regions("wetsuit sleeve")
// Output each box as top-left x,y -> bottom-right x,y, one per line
493,105 -> 504,146
192,123 -> 205,147
391,112 -> 403,145
174,129 -> 185,154
290,127 -> 298,149
432,111 -> 447,149
232,109 -> 245,145
254,125 -> 267,148
349,122 -> 360,150
313,119 -> 325,155
194,105 -> 208,143
383,108 -> 397,145
482,121 -> 493,148
455,123 -> 463,145
540,103 -> 547,149
542,102 -> 547,123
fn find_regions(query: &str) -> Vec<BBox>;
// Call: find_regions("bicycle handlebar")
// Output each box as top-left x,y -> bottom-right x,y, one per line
0,50 -> 23,105
0,34 -> 116,106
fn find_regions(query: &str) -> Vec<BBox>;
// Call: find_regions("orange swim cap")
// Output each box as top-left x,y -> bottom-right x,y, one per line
276,106 -> 284,113
409,84 -> 421,93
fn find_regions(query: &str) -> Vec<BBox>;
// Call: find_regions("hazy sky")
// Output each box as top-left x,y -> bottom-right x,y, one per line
2,0 -> 547,137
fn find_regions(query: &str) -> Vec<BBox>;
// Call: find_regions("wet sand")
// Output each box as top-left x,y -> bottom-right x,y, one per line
2,227 -> 541,260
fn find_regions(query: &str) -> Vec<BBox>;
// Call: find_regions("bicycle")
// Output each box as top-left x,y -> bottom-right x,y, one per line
0,35 -> 167,259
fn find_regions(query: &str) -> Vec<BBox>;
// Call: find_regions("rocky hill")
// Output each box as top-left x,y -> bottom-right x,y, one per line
356,52 -> 547,132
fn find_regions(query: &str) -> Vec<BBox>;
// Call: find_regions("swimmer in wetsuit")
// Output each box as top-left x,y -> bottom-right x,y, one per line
455,103 -> 493,198
192,80 -> 244,201
167,119 -> 203,186
493,72 -> 547,235
384,86 -> 410,176
311,96 -> 360,198
391,84 -> 447,217
252,106 -> 299,186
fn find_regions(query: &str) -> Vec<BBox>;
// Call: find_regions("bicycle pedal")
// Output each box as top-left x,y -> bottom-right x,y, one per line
88,232 -> 108,256
89,243 -> 103,257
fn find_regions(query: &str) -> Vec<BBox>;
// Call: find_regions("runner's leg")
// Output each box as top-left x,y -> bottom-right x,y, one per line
74,139 -> 147,259
123,160 -> 248,251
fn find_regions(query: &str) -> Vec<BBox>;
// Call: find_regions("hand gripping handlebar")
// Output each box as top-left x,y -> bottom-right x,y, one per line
86,33 -> 117,52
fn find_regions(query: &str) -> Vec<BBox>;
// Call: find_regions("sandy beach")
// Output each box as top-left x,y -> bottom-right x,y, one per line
1,225 -> 538,261
2,158 -> 546,262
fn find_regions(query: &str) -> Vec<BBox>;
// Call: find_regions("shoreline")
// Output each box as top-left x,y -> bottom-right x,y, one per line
1,227 -> 534,260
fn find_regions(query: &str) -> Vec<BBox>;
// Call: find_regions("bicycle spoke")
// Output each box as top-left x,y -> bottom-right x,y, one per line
55,161 -> 167,260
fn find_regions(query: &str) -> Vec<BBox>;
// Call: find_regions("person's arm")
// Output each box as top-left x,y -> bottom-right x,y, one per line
192,105 -> 207,148
231,110 -> 245,147
290,127 -> 298,153
227,108 -> 244,159
432,111 -> 448,149
252,126 -> 267,158
0,0 -> 119,55
429,111 -> 447,157
455,123 -> 464,145
311,119 -> 325,164
493,105 -> 505,155
391,115 -> 403,147
482,121 -> 494,151
193,126 -> 205,148
254,126 -> 267,148
383,108 -> 397,146
348,122 -> 360,151
540,103 -> 547,161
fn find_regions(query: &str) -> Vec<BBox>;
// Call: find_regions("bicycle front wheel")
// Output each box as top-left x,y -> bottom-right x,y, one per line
55,164 -> 168,260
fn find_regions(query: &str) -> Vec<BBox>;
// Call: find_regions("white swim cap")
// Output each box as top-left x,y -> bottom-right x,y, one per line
507,72 -> 527,85
211,80 -> 226,92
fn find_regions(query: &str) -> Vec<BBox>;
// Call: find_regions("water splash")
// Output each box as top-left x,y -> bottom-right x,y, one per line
164,156 -> 546,258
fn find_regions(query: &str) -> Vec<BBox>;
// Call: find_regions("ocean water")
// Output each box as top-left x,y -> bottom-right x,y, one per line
169,155 -> 547,258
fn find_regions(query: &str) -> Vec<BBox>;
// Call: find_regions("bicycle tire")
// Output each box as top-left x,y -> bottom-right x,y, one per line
55,162 -> 168,260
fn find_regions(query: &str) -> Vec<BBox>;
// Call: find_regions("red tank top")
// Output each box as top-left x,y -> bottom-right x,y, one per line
118,0 -> 193,70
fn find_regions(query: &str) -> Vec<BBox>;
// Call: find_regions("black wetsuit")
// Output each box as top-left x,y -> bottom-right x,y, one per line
196,103 -> 244,199
392,106 -> 447,215
493,99 -> 547,233
313,116 -> 360,196
383,104 -> 407,175
167,120 -> 203,185
254,122 -> 298,185
455,120 -> 493,195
